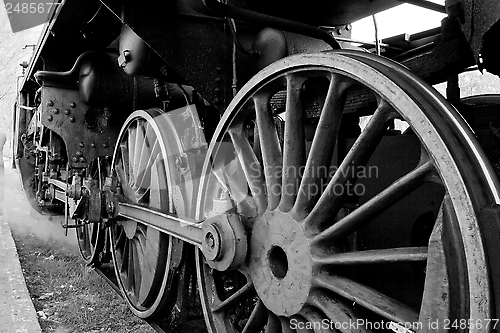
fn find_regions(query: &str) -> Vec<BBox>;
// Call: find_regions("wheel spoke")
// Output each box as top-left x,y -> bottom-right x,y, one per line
89,224 -> 97,245
241,299 -> 268,333
133,120 -> 148,185
127,125 -> 137,184
314,273 -> 419,326
312,160 -> 434,243
293,75 -> 349,219
313,247 -> 428,266
127,241 -> 136,292
229,129 -> 267,214
299,305 -> 334,333
120,143 -> 130,183
280,317 -> 295,333
305,100 -> 396,232
149,158 -> 167,211
116,165 -> 137,202
211,279 -> 255,313
279,75 -> 307,212
136,135 -> 160,192
81,224 -> 89,248
308,290 -> 370,333
138,235 -> 158,305
119,239 -> 130,273
418,199 -> 450,325
254,93 -> 283,210
115,228 -> 126,250
132,241 -> 143,298
266,311 -> 282,333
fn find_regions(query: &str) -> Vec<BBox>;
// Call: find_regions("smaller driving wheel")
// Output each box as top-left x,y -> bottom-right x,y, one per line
75,158 -> 107,265
110,108 -> 186,319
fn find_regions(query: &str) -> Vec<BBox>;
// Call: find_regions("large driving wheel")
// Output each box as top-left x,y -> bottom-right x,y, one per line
110,108 -> 185,319
195,51 -> 500,332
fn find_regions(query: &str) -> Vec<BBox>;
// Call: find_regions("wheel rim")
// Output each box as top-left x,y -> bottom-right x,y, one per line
76,212 -> 102,264
110,108 -> 184,319
195,51 -> 499,332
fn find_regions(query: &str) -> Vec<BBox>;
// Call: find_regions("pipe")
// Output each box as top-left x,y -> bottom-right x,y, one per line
17,105 -> 36,110
372,15 -> 381,55
202,0 -> 340,49
396,0 -> 446,13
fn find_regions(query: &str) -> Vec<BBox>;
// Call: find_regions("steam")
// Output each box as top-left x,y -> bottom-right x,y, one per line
0,162 -> 77,246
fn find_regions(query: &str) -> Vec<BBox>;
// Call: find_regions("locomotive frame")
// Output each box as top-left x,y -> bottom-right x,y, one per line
12,0 -> 500,331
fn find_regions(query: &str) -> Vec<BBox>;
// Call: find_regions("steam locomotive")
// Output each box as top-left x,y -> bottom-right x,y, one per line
13,0 -> 500,331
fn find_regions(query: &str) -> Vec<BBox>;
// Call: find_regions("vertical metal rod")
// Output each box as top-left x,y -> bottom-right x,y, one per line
65,163 -> 69,236
372,15 -> 381,56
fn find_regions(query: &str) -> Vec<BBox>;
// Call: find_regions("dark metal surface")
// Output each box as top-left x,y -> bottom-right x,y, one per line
457,0 -> 500,67
202,0 -> 340,49
40,87 -> 119,168
100,0 -> 233,111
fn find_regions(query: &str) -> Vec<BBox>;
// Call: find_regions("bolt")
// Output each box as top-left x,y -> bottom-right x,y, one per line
64,109 -> 70,115
47,115 -> 53,121
103,143 -> 108,148
160,66 -> 168,76
119,50 -> 131,68
76,151 -> 83,157
70,102 -> 76,108
216,67 -> 223,73
70,117 -> 75,123
48,100 -> 54,107
337,28 -> 342,35
107,201 -> 114,213
79,142 -> 84,148
345,24 -> 351,31
53,108 -> 59,114
72,156 -> 78,163
79,157 -> 86,163
206,232 -> 215,248
91,143 -> 96,148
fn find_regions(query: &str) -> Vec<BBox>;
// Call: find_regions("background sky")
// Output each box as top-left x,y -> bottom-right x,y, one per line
0,1 -> 43,160
351,3 -> 446,41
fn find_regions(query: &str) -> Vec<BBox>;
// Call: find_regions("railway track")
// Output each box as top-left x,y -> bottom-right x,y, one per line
93,265 -> 175,333
93,262 -> 207,333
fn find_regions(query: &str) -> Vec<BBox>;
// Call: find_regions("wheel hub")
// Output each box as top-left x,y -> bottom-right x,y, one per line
249,210 -> 312,316
201,213 -> 248,271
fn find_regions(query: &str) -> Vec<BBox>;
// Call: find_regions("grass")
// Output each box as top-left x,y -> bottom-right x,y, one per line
10,229 -> 156,333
